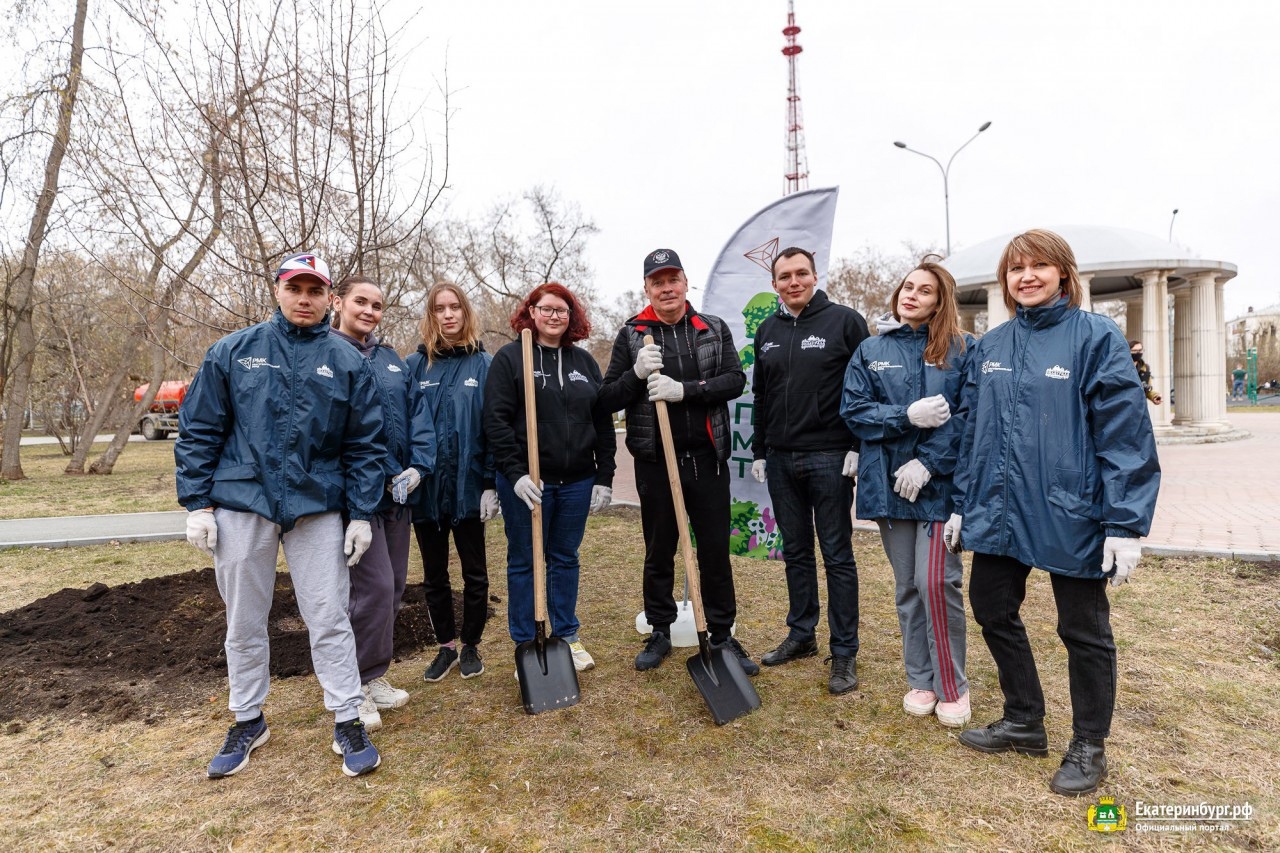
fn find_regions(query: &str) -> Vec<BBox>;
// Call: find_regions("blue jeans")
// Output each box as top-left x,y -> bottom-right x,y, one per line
766,449 -> 860,657
496,472 -> 593,644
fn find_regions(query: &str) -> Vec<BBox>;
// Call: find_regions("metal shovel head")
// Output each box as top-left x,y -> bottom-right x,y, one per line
515,635 -> 580,715
686,643 -> 761,726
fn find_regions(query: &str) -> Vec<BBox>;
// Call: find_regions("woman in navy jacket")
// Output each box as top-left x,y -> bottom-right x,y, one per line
407,282 -> 498,683
483,282 -> 616,672
331,276 -> 436,730
946,229 -> 1160,797
841,260 -> 974,728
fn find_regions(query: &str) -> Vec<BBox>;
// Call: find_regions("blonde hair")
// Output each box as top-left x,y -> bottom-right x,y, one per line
996,228 -> 1082,314
419,282 -> 480,364
890,260 -> 966,369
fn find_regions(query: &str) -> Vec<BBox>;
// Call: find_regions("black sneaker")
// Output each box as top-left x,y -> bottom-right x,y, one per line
760,636 -> 819,666
207,715 -> 269,779
635,632 -> 673,671
824,654 -> 858,695
331,719 -> 381,777
712,637 -> 760,677
459,644 -> 484,679
423,645 -> 459,682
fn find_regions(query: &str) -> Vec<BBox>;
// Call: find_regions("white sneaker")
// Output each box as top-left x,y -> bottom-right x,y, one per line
935,691 -> 972,728
357,689 -> 382,731
903,689 -> 938,716
365,677 -> 409,710
568,641 -> 595,672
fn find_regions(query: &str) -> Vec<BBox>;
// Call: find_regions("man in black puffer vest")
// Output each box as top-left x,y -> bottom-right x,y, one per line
598,248 -> 758,676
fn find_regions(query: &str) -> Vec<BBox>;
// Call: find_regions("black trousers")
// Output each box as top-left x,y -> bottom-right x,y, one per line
414,517 -> 489,647
969,552 -> 1116,740
634,453 -> 738,640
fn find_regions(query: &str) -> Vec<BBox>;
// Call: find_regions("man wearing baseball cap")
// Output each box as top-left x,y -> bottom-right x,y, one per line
176,251 -> 388,778
598,249 -> 758,675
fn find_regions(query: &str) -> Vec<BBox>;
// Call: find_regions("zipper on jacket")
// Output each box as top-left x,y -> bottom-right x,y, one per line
282,329 -> 297,523
998,321 -> 1031,553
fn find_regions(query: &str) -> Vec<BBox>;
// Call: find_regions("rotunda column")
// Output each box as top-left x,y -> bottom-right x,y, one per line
1171,288 -> 1194,425
1079,272 -> 1094,312
1188,271 -> 1228,431
1138,270 -> 1172,430
985,283 -> 1009,329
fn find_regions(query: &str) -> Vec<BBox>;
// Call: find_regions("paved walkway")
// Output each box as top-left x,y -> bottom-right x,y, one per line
2,416 -> 1278,558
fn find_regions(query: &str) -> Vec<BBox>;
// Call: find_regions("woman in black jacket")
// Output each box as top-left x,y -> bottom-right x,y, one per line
483,282 -> 616,671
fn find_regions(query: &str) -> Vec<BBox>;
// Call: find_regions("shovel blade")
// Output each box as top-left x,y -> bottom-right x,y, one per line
687,645 -> 761,725
515,636 -> 580,715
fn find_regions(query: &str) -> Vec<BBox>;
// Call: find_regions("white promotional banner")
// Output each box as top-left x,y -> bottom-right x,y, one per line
702,186 -> 839,560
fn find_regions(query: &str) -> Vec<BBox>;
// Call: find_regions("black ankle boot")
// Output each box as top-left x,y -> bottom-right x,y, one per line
1049,736 -> 1106,796
958,718 -> 1049,756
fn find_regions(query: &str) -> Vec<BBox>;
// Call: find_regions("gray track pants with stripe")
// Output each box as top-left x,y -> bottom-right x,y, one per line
214,509 -> 363,723
877,519 -> 968,703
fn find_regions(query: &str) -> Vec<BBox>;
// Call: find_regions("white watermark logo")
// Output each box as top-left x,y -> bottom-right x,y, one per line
1133,800 -> 1255,835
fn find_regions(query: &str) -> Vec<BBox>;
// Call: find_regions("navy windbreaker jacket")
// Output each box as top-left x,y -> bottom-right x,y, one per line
952,296 -> 1161,577
331,328 -> 437,515
175,309 -> 387,531
840,319 -> 974,522
405,343 -> 494,524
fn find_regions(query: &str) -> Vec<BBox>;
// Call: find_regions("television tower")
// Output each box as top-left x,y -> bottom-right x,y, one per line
782,0 -> 809,195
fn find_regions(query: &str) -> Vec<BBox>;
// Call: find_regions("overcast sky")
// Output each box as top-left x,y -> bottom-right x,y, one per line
415,0 -> 1279,320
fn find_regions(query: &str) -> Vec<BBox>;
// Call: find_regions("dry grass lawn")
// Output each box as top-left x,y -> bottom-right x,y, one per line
0,441 -> 179,518
1,506 -> 1277,850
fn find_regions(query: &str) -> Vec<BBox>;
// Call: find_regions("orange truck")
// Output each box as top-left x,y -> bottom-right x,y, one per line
133,380 -> 188,440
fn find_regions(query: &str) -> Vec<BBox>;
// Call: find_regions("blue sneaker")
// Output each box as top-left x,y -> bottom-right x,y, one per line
331,719 -> 381,777
207,715 -> 269,779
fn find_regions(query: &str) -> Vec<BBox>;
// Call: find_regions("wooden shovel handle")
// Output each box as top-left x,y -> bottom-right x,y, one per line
644,335 -> 707,634
521,329 -> 547,625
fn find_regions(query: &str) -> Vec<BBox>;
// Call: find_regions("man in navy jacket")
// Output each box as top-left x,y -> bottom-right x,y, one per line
176,252 -> 387,779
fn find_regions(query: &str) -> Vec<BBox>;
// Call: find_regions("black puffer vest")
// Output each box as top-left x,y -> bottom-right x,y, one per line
623,308 -> 733,463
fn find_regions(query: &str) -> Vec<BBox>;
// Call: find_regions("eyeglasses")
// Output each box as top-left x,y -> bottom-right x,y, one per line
534,305 -> 569,318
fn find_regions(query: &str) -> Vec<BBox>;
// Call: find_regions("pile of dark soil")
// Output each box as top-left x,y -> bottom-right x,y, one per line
0,568 -> 478,725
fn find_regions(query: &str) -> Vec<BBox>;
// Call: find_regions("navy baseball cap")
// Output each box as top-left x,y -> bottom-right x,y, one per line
643,248 -> 683,279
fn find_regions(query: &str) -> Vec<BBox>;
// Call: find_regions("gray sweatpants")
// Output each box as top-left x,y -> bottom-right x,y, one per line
877,519 -> 968,703
214,509 -> 362,723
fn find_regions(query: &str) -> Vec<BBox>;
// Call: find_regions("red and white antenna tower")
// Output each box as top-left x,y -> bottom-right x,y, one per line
782,0 -> 809,196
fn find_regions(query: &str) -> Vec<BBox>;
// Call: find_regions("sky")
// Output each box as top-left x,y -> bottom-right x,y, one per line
411,0 -> 1280,321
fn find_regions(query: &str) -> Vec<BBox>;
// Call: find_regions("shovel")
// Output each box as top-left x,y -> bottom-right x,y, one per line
645,335 -> 760,725
514,328 -> 580,714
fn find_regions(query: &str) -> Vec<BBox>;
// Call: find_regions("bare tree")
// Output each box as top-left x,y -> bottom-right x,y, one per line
0,0 -> 89,480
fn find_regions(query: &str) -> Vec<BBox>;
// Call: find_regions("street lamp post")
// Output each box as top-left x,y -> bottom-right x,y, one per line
893,121 -> 992,256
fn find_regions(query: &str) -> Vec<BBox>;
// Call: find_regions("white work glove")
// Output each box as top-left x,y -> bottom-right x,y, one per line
390,467 -> 421,504
1102,535 -> 1141,586
943,513 -> 963,554
907,394 -> 951,429
633,343 -> 664,379
893,459 -> 932,502
589,485 -> 612,514
751,460 -> 767,483
344,519 -> 373,567
514,474 -> 543,509
842,451 -> 859,479
480,489 -> 500,522
647,373 -> 685,402
186,509 -> 217,558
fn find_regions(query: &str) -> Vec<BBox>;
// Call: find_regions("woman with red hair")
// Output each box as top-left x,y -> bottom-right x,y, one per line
483,283 -> 616,672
